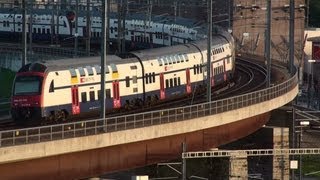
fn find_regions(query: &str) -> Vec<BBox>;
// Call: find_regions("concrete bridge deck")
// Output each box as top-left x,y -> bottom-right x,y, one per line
0,65 -> 298,179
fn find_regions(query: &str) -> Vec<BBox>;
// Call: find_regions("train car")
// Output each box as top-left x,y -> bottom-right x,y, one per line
11,32 -> 235,124
0,8 -> 201,47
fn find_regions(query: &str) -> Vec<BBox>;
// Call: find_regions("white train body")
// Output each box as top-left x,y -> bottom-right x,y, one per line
11,32 -> 235,122
0,8 -> 202,46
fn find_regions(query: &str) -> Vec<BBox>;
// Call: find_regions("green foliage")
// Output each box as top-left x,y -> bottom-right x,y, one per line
0,68 -> 15,98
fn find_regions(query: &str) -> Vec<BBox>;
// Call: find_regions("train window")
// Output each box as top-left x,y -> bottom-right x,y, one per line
184,54 -> 189,62
152,72 -> 155,83
110,64 -> 117,73
106,89 -> 111,98
49,80 -> 54,93
81,92 -> 87,103
133,88 -> 138,93
69,69 -> 77,78
173,56 -> 178,64
86,66 -> 94,76
174,78 -> 177,86
89,91 -> 95,101
130,65 -> 137,70
98,90 -> 101,100
126,76 -> 130,87
145,74 -> 149,84
193,65 -> 196,75
94,65 -> 101,75
170,79 -> 173,87
222,47 -> 225,52
197,65 -> 200,74
78,67 -> 86,77
165,79 -> 169,88
178,54 -> 184,62
102,66 -> 109,74
149,73 -> 152,83
175,55 -> 180,63
42,28 -> 45,34
180,54 -> 184,62
38,28 -> 41,34
178,77 -> 181,85
200,64 -> 203,73
132,76 -> 137,83
47,29 -> 50,34
164,57 -> 168,65
157,57 -> 163,66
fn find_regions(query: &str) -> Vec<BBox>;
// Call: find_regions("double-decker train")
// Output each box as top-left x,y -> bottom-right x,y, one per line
0,7 -> 204,48
11,31 -> 235,124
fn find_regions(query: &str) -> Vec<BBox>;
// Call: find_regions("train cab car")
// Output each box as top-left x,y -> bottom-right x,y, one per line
11,63 -> 47,123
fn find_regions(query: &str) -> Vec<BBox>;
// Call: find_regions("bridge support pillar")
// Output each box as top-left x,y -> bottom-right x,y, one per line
272,127 -> 290,180
229,151 -> 247,180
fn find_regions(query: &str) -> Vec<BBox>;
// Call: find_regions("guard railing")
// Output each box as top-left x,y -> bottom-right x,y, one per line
0,69 -> 298,147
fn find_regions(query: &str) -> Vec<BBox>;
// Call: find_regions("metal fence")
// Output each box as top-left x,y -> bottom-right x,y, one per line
0,70 -> 298,148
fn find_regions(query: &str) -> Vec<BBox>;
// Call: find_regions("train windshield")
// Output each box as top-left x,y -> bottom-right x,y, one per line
14,76 -> 43,95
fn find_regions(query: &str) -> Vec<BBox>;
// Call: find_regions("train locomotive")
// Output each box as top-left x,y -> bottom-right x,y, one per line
11,33 -> 235,124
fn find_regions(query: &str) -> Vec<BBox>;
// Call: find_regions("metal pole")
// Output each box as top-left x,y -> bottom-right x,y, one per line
117,0 -> 122,54
86,0 -> 91,56
29,1 -> 32,54
100,0 -> 107,119
292,104 -> 296,179
182,142 -> 186,180
74,0 -> 79,57
266,0 -> 271,87
207,0 -> 212,102
289,0 -> 295,75
22,0 -> 27,67
122,0 -> 126,53
299,127 -> 302,180
56,0 -> 60,45
107,1 -> 110,53
228,0 -> 231,30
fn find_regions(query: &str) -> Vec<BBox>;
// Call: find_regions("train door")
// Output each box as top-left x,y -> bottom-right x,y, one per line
112,81 -> 121,108
211,63 -> 215,87
160,73 -> 165,100
71,85 -> 80,115
186,69 -> 191,94
223,59 -> 227,81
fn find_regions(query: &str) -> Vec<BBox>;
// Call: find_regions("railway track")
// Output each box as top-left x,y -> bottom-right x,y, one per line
0,58 -> 268,131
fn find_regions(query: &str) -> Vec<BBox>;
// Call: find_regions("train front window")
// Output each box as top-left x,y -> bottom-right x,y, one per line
14,76 -> 43,95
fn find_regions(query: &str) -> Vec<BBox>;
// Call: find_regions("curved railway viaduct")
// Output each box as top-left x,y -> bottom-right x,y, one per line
0,58 -> 298,179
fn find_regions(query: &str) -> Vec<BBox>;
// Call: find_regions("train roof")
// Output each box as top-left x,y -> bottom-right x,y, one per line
30,54 -> 138,72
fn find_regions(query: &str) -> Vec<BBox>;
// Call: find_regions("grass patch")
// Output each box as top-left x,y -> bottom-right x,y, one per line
302,155 -> 320,177
0,68 -> 15,99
